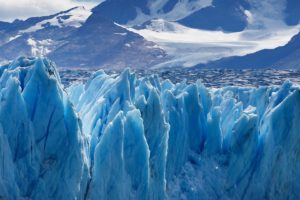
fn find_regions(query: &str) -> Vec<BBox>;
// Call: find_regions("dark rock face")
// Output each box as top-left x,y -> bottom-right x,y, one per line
285,0 -> 300,26
92,0 -> 150,24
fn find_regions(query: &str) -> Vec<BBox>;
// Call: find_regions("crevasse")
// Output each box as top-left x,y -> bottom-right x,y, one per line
1,57 -> 300,200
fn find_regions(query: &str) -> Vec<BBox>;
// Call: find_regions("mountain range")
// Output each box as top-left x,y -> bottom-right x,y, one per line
0,0 -> 299,69
94,0 -> 300,31
0,7 -> 166,68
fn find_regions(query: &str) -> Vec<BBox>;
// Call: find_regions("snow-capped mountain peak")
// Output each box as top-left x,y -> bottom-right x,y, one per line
0,6 -> 167,68
0,7 -> 93,58
20,7 -> 92,34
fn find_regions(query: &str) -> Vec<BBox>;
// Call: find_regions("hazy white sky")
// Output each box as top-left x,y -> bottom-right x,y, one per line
0,0 -> 102,22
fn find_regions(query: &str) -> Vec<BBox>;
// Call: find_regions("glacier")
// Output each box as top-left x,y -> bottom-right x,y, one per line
0,57 -> 89,200
1,57 -> 300,199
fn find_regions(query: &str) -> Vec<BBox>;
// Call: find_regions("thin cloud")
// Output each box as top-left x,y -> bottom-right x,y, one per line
0,0 -> 101,22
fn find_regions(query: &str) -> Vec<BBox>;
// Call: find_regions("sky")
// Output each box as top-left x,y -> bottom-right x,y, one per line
0,0 -> 102,22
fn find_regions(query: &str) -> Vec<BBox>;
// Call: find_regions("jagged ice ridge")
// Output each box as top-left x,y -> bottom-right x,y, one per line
0,57 -> 300,199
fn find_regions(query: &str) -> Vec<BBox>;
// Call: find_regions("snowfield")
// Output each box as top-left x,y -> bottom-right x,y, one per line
1,57 -> 300,199
128,19 -> 300,68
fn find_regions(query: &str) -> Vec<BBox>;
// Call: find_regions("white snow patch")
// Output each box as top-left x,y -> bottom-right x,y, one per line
127,20 -> 300,68
114,32 -> 128,36
61,6 -> 92,28
244,10 -> 254,24
20,6 -> 91,33
8,35 -> 21,42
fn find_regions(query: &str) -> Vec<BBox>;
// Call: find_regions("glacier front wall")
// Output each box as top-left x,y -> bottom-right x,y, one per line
1,57 -> 300,199
0,58 -> 89,199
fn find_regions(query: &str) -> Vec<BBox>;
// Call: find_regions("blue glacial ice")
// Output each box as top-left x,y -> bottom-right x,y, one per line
0,57 -> 89,200
1,57 -> 300,199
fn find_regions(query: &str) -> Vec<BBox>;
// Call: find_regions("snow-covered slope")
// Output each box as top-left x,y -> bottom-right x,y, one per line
0,7 -> 91,59
0,7 -> 91,45
1,0 -> 299,69
1,57 -> 300,199
20,7 -> 91,33
93,0 -> 300,68
129,19 -> 300,68
0,7 -> 166,68
47,11 -> 166,68
203,31 -> 300,69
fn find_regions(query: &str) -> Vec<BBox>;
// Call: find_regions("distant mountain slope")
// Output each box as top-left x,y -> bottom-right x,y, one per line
1,0 -> 299,69
178,0 -> 250,32
48,13 -> 166,68
93,0 -> 271,32
0,7 -> 84,43
93,0 -> 212,26
0,7 -> 88,60
92,0 -> 150,24
0,6 -> 166,68
202,31 -> 300,69
92,0 -> 300,32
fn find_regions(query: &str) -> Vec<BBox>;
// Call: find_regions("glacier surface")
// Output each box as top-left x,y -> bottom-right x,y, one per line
1,57 -> 300,199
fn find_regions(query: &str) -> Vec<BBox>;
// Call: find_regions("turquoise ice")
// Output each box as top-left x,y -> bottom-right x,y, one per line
0,57 -> 89,200
1,57 -> 300,199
